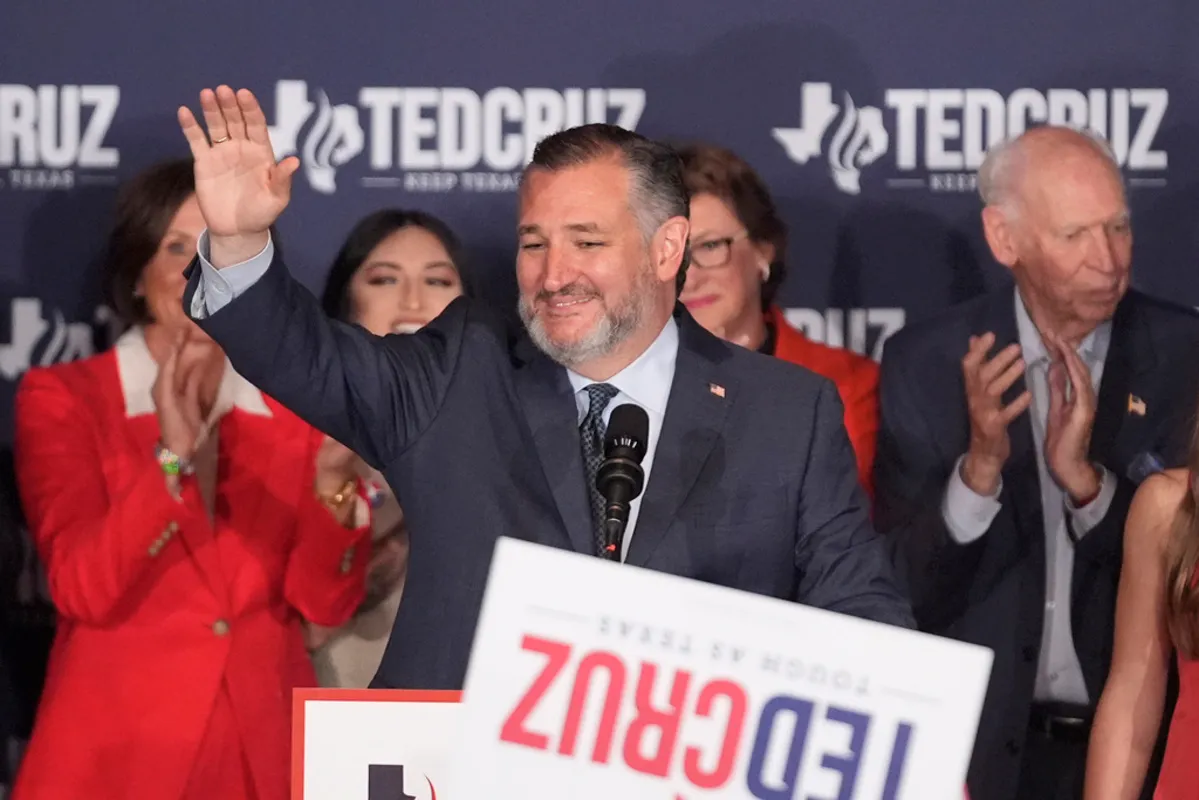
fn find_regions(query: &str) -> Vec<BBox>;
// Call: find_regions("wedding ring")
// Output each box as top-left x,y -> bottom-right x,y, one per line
211,135 -> 230,144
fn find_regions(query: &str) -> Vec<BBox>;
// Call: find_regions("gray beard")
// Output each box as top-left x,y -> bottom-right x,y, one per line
519,271 -> 655,369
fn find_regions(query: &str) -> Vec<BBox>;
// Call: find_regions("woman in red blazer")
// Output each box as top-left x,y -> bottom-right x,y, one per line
676,142 -> 880,497
12,160 -> 372,800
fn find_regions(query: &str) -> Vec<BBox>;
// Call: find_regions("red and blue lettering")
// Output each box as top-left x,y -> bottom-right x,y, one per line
499,635 -> 917,798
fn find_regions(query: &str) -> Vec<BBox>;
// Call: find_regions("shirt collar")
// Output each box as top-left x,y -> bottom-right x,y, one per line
114,326 -> 272,420
566,316 -> 679,415
1013,288 -> 1112,366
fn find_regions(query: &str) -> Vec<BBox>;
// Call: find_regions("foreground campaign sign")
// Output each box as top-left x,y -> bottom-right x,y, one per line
451,538 -> 993,798
292,688 -> 461,800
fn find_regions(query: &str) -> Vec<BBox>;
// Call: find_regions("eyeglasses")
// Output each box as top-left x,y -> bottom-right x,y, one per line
690,231 -> 750,269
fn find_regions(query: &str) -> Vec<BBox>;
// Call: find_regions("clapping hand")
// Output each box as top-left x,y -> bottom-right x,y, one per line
151,331 -> 217,463
314,435 -> 359,496
960,332 -> 1033,495
1043,331 -> 1101,503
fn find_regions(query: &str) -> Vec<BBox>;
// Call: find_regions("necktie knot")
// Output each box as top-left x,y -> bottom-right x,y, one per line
582,382 -> 620,427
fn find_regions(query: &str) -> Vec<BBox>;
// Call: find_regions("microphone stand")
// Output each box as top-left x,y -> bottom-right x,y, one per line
601,517 -> 626,562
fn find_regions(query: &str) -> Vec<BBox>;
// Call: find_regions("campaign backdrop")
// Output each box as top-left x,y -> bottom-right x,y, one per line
1,0 -> 1197,758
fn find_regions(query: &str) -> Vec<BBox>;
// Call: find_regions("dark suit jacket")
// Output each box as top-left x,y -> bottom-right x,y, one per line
0,451 -> 26,786
184,253 -> 914,689
874,287 -> 1199,800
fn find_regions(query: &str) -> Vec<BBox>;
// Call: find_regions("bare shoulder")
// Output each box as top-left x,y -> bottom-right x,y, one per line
1128,469 -> 1190,546
1136,469 -> 1190,512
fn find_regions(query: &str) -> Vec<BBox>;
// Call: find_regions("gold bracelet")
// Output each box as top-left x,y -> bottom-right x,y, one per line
317,478 -> 358,509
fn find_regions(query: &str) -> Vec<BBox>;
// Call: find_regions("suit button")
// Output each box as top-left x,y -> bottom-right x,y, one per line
1006,739 -> 1020,756
1022,645 -> 1037,662
167,521 -> 179,534
212,619 -> 230,636
340,547 -> 355,575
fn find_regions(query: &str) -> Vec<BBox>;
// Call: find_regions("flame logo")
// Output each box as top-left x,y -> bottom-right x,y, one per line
301,90 -> 365,194
0,299 -> 107,381
773,83 -> 890,196
268,80 -> 364,195
826,94 -> 889,194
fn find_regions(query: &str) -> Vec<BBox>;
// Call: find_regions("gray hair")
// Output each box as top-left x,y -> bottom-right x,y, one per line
978,126 -> 1123,214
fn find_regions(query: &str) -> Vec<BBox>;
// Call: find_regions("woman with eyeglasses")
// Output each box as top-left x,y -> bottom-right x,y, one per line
676,142 -> 880,497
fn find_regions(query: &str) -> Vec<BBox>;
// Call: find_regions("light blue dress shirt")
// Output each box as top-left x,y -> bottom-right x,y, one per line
189,230 -> 276,318
941,288 -> 1115,705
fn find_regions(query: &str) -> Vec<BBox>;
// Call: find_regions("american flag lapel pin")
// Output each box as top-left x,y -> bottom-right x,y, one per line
709,383 -> 726,398
1128,394 -> 1147,416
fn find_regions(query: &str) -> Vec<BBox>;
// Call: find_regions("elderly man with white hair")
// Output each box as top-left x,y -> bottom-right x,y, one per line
874,125 -> 1199,800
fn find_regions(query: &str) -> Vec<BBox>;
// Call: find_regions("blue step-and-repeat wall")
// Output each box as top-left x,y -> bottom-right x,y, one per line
2,7 -> 1198,728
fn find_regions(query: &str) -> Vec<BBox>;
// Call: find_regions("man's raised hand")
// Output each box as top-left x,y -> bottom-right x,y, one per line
178,86 -> 298,266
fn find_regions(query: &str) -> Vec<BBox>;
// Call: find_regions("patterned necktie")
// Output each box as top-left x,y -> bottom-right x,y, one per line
580,382 -> 620,556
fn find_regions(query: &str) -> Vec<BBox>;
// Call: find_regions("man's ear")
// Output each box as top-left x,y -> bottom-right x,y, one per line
653,216 -> 690,284
981,205 -> 1019,270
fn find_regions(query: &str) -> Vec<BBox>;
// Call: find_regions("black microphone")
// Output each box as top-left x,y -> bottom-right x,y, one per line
596,404 -> 649,561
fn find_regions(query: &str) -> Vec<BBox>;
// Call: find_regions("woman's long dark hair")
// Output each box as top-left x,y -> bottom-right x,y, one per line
320,209 -> 469,322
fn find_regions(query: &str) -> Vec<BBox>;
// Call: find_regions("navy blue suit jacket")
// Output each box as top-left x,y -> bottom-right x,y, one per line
875,288 -> 1199,800
185,254 -> 914,689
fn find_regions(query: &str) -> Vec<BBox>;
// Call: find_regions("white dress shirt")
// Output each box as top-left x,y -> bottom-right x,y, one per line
941,288 -> 1115,705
